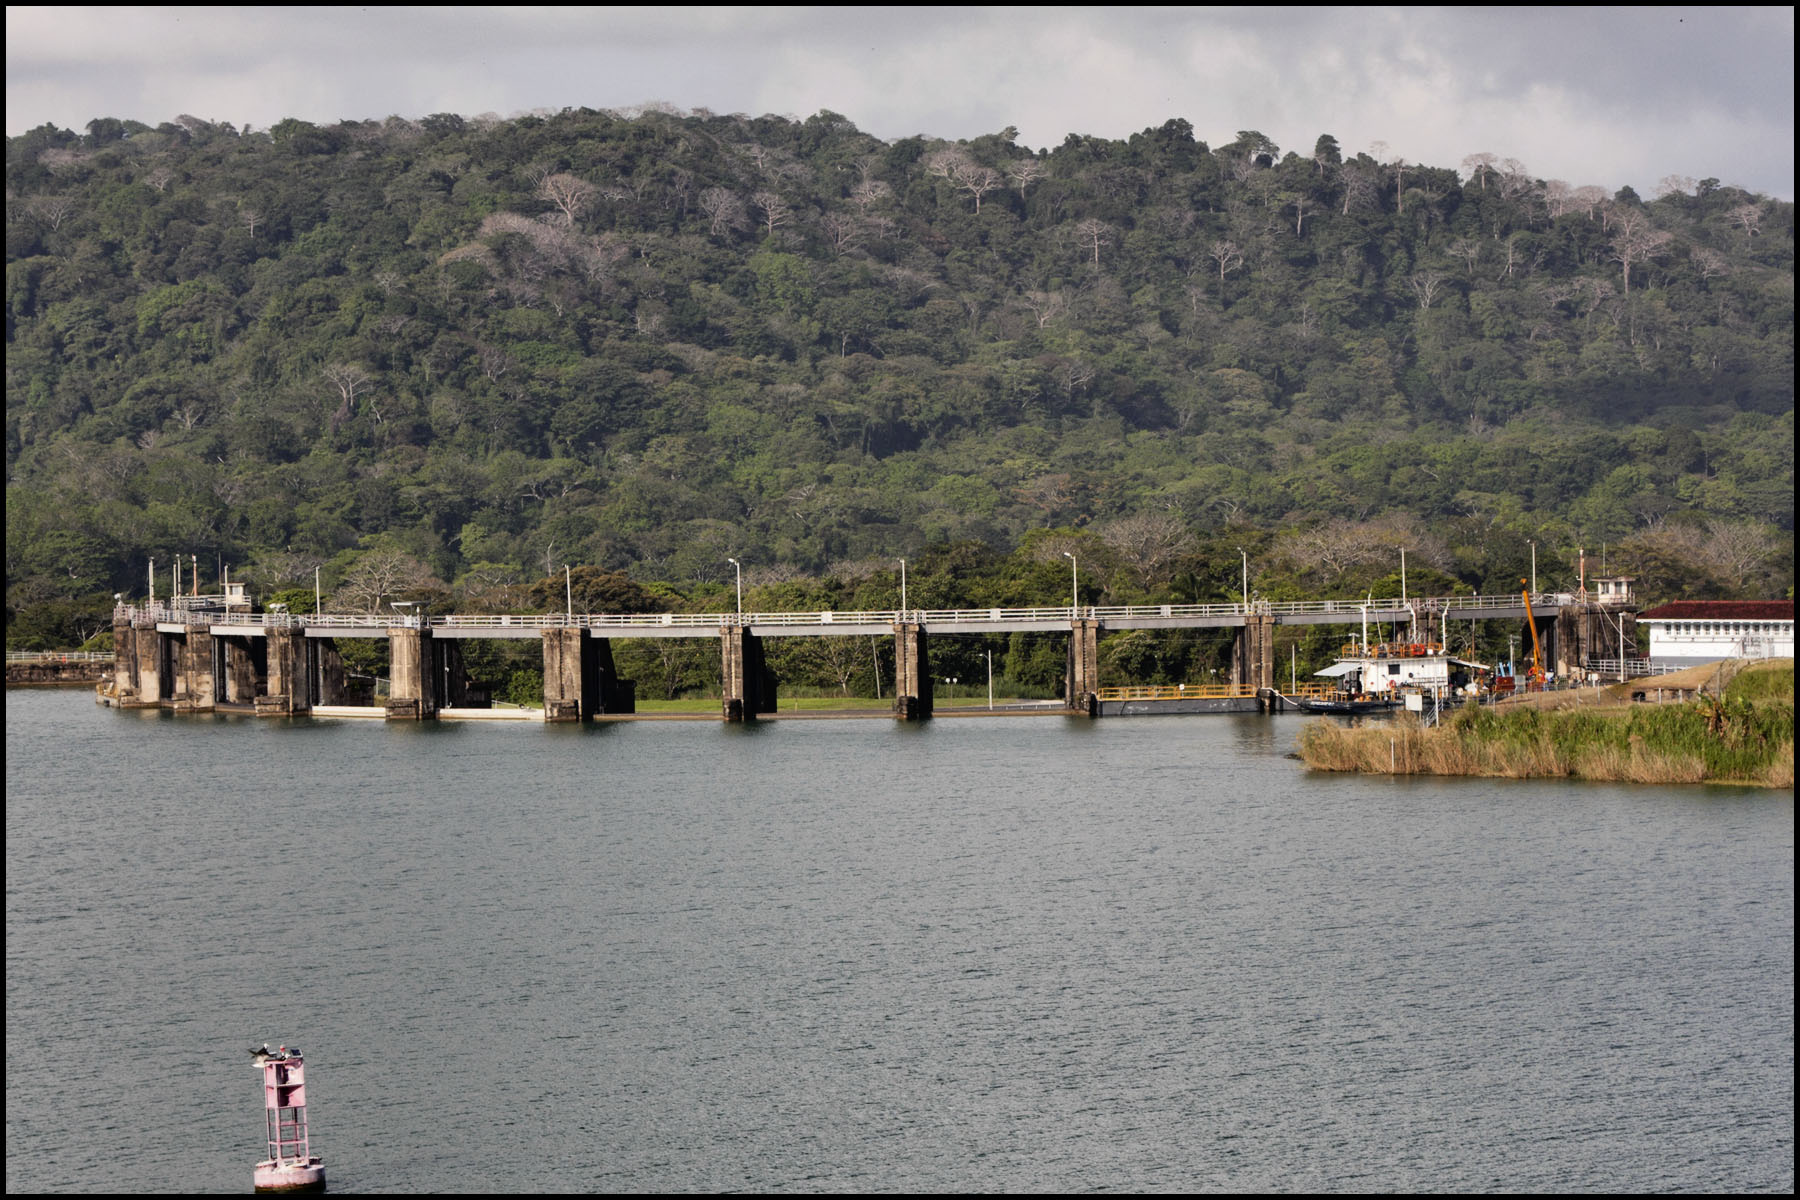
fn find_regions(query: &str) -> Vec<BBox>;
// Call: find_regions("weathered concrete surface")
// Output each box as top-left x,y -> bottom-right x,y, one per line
6,660 -> 111,685
1066,619 -> 1100,715
171,629 -> 215,712
721,626 -> 776,721
1232,614 -> 1276,693
893,622 -> 933,720
386,625 -> 435,719
261,629 -> 310,715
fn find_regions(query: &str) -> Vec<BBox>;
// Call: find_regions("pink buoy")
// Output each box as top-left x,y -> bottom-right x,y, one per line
250,1045 -> 326,1193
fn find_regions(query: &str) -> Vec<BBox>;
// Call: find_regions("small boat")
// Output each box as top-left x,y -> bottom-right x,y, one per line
1290,638 -> 1463,715
1290,691 -> 1403,714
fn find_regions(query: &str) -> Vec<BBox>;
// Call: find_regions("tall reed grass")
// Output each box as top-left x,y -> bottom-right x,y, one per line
1296,692 -> 1794,787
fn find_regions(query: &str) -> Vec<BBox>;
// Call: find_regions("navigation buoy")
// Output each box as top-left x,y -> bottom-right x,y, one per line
250,1045 -> 326,1193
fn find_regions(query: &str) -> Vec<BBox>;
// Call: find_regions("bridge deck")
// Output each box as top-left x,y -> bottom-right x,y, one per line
127,592 -> 1585,640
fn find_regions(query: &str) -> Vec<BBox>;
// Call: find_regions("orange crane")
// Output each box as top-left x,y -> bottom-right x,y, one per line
1520,579 -> 1547,690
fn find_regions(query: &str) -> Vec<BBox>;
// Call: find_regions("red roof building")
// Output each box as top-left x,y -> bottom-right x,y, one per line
1638,601 -> 1794,667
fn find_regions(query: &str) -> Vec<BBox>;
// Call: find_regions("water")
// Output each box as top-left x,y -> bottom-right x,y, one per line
6,689 -> 1793,1192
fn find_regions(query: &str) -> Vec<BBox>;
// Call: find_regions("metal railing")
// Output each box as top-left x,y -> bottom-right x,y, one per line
1585,658 -> 1683,679
6,650 -> 117,664
1095,684 -> 1259,701
111,590 -> 1579,634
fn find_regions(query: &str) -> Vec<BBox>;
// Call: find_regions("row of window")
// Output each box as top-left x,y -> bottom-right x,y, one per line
1652,621 -> 1793,638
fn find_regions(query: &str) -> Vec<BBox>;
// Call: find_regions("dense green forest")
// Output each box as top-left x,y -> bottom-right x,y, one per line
5,106 -> 1793,691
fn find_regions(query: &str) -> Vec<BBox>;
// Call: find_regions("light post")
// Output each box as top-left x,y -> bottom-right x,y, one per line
1508,634 -> 1517,677
1400,547 -> 1407,603
727,557 -> 742,621
149,557 -> 156,605
899,558 -> 907,620
1527,539 -> 1537,596
315,566 -> 322,615
1062,551 -> 1078,617
564,564 -> 572,620
1237,546 -> 1248,610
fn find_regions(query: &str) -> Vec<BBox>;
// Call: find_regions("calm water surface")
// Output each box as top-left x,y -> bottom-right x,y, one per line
5,688 -> 1793,1192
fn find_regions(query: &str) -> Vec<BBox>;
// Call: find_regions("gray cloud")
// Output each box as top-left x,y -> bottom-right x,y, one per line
6,6 -> 1791,198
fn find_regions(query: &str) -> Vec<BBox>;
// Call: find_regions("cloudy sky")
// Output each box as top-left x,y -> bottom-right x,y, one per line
6,6 -> 1794,199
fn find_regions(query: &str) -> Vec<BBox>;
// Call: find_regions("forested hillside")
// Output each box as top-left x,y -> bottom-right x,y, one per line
5,107 -> 1794,669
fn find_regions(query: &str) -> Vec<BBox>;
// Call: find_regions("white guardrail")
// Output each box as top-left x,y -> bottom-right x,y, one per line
113,593 -> 1569,631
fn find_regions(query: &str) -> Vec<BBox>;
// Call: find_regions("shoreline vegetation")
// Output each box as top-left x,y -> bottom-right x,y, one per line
1296,660 -> 1795,788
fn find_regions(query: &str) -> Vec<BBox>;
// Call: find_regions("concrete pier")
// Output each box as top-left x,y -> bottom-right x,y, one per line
892,622 -> 932,720
540,630 -> 636,721
308,638 -> 346,707
218,634 -> 264,705
721,625 -> 776,721
169,628 -> 215,712
1232,614 -> 1275,692
259,629 -> 310,715
130,616 -> 165,706
385,625 -> 436,719
112,618 -> 144,704
1067,619 -> 1100,715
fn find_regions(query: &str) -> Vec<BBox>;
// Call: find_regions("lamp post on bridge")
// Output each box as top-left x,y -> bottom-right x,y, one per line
564,564 -> 572,621
1062,551 -> 1078,617
1527,540 -> 1537,596
1237,547 -> 1248,610
315,566 -> 321,616
899,558 -> 907,620
727,558 -> 742,622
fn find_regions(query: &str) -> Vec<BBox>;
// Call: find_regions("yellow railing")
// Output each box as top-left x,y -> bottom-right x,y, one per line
1287,683 -> 1342,699
1095,684 -> 1259,701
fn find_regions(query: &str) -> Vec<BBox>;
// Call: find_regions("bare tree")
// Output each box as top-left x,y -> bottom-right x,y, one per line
1021,290 -> 1067,329
1701,520 -> 1779,591
1208,239 -> 1244,292
1409,270 -> 1449,309
954,162 -> 1004,212
849,178 -> 892,212
143,164 -> 176,192
1075,218 -> 1111,268
1727,202 -> 1763,245
29,195 -> 78,230
819,211 -> 863,255
537,172 -> 596,225
1572,185 -> 1608,220
1461,152 -> 1498,190
333,550 -> 438,614
1101,512 -> 1196,590
1447,237 -> 1483,275
750,191 -> 793,237
1338,163 -> 1382,215
1543,179 -> 1577,218
922,147 -> 969,181
1607,207 -> 1673,296
697,187 -> 747,237
1008,158 -> 1046,198
1690,246 -> 1730,283
322,363 -> 373,424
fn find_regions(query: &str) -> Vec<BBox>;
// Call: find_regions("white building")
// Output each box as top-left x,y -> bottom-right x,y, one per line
1638,601 -> 1795,669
